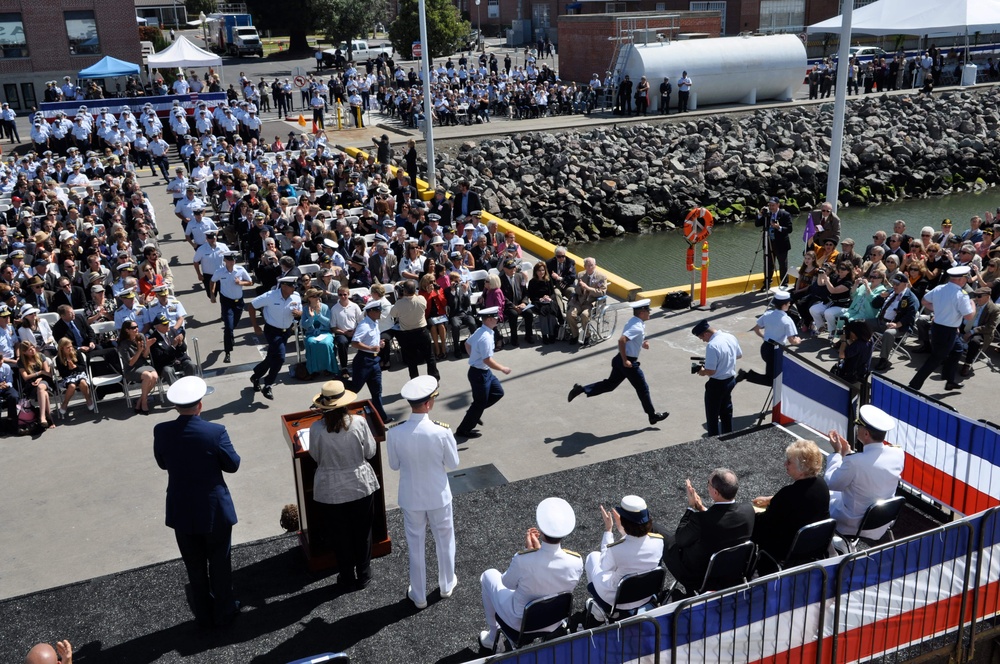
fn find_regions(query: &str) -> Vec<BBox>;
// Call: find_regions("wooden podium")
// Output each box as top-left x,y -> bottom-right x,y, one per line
281,401 -> 392,572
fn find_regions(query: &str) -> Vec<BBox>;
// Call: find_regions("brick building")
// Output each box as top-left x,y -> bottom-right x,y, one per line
0,0 -> 142,112
557,10 -> 722,84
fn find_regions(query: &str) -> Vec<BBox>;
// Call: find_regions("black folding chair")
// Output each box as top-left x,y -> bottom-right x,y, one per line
666,540 -> 757,599
760,518 -> 837,571
586,565 -> 666,626
837,495 -> 906,553
492,591 -> 573,652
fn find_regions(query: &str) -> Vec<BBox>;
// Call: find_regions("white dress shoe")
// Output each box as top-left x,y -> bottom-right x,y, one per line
479,630 -> 496,651
440,576 -> 458,598
407,586 -> 427,609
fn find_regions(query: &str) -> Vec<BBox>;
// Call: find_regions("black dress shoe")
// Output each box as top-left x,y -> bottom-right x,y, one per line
568,384 -> 584,402
224,352 -> 231,364
874,359 -> 892,372
648,412 -> 670,425
945,381 -> 964,390
250,376 -> 261,392
456,429 -> 481,438
261,384 -> 274,400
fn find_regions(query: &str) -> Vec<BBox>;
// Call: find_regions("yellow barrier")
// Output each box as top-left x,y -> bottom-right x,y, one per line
639,273 -> 801,307
340,146 -> 642,301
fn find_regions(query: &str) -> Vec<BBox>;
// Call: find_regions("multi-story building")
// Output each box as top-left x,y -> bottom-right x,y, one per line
0,0 -> 142,112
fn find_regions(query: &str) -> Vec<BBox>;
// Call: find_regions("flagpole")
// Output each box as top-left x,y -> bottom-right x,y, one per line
825,0 -> 854,214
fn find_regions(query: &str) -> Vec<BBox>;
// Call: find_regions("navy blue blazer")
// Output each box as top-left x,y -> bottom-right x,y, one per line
153,415 -> 240,534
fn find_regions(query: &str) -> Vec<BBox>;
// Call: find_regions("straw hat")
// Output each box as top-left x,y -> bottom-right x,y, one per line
312,380 -> 357,410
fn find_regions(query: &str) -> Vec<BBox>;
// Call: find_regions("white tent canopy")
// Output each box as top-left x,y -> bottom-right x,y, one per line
146,35 -> 221,68
809,0 -> 1000,35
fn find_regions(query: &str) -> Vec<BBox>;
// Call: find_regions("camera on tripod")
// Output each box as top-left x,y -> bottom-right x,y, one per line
690,356 -> 705,374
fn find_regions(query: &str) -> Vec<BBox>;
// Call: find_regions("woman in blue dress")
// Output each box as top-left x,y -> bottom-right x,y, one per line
302,288 -> 339,377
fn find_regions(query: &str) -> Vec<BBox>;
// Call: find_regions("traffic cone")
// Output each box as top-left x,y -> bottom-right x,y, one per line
297,114 -> 306,127
311,119 -> 318,133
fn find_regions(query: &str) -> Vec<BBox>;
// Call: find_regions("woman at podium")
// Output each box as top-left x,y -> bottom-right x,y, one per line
308,381 -> 380,590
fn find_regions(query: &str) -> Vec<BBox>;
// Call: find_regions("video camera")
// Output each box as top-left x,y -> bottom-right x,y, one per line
690,356 -> 705,375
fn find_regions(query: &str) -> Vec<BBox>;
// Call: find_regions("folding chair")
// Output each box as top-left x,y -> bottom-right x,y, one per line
490,591 -> 573,653
835,495 -> 905,553
585,565 -> 666,626
666,540 -> 757,599
298,264 -> 322,276
40,312 -> 59,328
759,518 -> 837,572
87,347 -> 129,408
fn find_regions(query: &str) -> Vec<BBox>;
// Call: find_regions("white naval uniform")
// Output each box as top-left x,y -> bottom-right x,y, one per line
825,442 -> 905,539
386,412 -> 460,604
481,541 -> 583,639
585,531 -> 664,609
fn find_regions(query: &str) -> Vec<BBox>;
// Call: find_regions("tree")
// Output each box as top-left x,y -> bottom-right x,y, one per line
185,0 -> 218,17
245,0 -> 319,53
389,0 -> 468,59
316,0 -> 387,60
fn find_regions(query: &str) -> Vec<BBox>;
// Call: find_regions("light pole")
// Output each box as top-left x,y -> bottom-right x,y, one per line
418,0 -> 436,189
199,12 -> 208,48
476,0 -> 483,52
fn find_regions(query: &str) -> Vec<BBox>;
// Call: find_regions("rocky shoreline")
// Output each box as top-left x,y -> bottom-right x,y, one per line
428,88 -> 1000,244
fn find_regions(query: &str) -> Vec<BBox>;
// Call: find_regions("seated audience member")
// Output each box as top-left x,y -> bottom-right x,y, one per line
0,360 -> 18,428
17,340 -> 54,429
959,287 -> 1000,378
330,285 -> 363,378
832,320 -> 874,384
841,271 -> 887,327
869,273 -> 921,372
660,468 -> 754,595
566,257 -> 607,345
147,312 -> 197,381
52,304 -> 97,354
825,405 -> 905,539
301,288 -> 339,377
18,305 -> 56,355
24,639 -> 73,664
447,274 -> 477,359
479,497 -> 583,651
117,319 -> 158,415
54,338 -> 95,415
528,262 -> 563,344
751,440 -> 830,572
584,495 -> 664,621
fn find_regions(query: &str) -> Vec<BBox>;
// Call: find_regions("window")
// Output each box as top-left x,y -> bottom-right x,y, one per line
488,0 -> 499,18
655,2 -> 666,9
65,10 -> 101,55
3,84 -> 19,111
0,13 -> 28,59
690,1 -> 727,34
532,3 -> 551,29
758,0 -> 805,34
20,82 -> 36,110
605,2 -> 627,11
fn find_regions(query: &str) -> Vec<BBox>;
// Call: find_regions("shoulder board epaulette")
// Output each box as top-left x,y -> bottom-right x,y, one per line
562,548 -> 582,558
607,539 -> 625,548
433,420 -> 450,429
517,547 -> 538,555
386,421 -> 403,429
648,532 -> 664,539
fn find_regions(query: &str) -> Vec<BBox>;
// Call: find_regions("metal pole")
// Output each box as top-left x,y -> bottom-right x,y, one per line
825,0 -> 854,214
418,0 -> 436,189
477,0 -> 483,53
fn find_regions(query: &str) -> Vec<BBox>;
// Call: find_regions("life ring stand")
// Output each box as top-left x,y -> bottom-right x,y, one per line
684,207 -> 714,244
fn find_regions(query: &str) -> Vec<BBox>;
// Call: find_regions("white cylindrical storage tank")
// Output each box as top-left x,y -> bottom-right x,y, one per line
621,34 -> 806,110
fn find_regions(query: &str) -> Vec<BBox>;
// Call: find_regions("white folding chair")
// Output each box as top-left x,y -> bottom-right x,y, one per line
298,264 -> 322,276
40,312 -> 59,328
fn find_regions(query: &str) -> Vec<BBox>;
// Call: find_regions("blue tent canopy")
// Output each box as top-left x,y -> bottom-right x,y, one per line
77,56 -> 141,79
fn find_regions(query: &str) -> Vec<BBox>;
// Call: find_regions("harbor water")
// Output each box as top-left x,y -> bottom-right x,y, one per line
575,190 -> 1000,291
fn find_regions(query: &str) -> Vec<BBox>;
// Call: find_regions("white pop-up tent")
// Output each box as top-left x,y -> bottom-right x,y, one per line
809,0 -> 1000,35
146,35 -> 222,68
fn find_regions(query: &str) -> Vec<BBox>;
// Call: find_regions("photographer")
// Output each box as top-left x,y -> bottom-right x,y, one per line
806,261 -> 854,336
692,320 -> 743,437
754,197 -> 793,291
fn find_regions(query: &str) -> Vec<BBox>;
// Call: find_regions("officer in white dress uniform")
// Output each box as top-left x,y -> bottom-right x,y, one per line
386,376 -> 460,610
825,404 -> 905,539
584,495 -> 664,620
479,497 -> 583,651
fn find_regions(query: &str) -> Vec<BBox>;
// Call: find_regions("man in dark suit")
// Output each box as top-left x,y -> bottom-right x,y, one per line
368,242 -> 399,284
499,258 -> 534,346
148,313 -> 198,380
870,273 -> 921,372
52,305 -> 96,354
960,288 -> 1000,377
22,275 -> 54,314
451,179 -> 481,219
546,246 -> 577,311
153,376 -> 241,629
754,196 -> 793,291
52,276 -> 88,310
661,468 -> 754,594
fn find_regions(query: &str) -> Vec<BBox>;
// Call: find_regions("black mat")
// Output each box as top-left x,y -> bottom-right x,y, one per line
0,427 -> 939,664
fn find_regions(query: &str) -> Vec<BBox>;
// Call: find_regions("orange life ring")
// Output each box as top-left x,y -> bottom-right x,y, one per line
684,207 -> 714,244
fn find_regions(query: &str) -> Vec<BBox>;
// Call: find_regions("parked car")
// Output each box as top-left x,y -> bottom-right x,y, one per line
849,46 -> 888,61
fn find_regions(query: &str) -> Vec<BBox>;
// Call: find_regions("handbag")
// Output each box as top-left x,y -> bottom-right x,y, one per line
17,397 -> 35,425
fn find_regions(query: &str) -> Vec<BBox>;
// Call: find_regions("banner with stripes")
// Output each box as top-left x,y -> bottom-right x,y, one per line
870,376 -> 1000,516
773,348 -> 851,438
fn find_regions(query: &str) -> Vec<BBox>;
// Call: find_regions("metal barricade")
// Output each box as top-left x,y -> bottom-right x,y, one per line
831,520 -> 975,664
967,506 -> 1000,660
487,614 -> 662,664
670,564 -> 828,664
